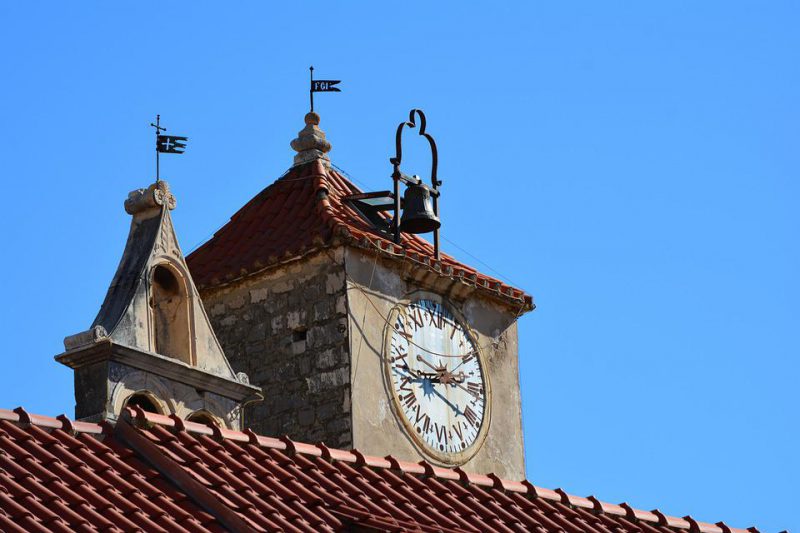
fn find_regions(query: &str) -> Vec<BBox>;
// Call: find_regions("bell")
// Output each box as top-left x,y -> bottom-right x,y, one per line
400,182 -> 440,234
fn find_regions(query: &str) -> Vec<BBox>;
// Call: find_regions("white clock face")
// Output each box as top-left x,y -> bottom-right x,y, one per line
386,298 -> 488,459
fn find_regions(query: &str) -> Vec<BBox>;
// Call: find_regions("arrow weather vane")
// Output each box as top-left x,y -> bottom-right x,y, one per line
309,66 -> 341,112
150,114 -> 188,183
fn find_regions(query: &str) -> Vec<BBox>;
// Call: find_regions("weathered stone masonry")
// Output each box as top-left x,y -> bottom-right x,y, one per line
200,248 -> 352,448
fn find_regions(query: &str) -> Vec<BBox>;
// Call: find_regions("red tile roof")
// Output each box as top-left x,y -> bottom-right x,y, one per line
187,160 -> 533,311
0,408 -> 222,532
0,407 -> 762,533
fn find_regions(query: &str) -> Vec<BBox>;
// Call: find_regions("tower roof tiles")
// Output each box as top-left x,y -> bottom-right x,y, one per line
187,158 -> 533,311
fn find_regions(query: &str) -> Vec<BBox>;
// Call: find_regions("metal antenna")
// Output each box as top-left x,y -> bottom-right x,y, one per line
149,114 -> 167,183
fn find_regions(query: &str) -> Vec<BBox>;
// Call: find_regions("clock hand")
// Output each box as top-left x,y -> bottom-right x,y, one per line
415,355 -> 441,372
398,365 -> 439,385
404,367 -> 436,383
415,355 -> 448,384
450,380 -> 480,399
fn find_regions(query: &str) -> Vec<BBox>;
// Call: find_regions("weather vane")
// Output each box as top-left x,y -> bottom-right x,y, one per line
309,66 -> 341,112
149,114 -> 188,183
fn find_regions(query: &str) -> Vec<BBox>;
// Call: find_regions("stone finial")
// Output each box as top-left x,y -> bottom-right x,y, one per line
290,112 -> 332,166
124,180 -> 177,215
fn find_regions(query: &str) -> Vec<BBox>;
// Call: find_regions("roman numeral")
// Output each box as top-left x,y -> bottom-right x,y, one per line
398,376 -> 412,392
403,393 -> 417,409
413,406 -> 430,433
411,308 -> 424,330
462,352 -> 475,364
424,307 -> 444,329
451,423 -> 463,442
435,423 -> 448,445
466,382 -> 482,399
390,349 -> 408,363
464,406 -> 478,427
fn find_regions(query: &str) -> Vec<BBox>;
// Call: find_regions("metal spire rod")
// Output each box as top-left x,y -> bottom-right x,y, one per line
149,114 -> 167,183
309,66 -> 314,112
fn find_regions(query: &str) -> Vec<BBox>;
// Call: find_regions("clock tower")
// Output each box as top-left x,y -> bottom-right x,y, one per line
187,111 -> 533,479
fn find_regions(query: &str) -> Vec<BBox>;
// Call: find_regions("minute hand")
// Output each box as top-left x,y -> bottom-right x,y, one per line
452,380 -> 480,399
415,355 -> 442,372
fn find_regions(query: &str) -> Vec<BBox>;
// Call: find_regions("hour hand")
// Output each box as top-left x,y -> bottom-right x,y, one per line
402,365 -> 435,382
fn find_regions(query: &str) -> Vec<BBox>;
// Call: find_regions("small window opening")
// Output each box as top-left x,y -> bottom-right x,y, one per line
153,264 -> 180,295
187,411 -> 218,426
126,393 -> 161,414
343,192 -> 395,235
151,264 -> 192,364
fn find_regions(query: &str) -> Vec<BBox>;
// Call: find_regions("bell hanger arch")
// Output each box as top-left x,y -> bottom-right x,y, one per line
391,108 -> 441,189
390,109 -> 442,259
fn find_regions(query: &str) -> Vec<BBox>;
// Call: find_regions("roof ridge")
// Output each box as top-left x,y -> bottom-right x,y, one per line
82,406 -> 752,533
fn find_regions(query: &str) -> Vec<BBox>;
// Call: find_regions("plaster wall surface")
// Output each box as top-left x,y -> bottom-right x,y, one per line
198,249 -> 352,448
344,247 -> 525,480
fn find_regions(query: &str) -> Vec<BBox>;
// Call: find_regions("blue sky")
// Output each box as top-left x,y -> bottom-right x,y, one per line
1,2 -> 797,531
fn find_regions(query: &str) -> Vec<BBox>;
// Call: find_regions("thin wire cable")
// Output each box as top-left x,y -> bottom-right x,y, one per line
346,273 -> 525,359
332,161 -> 527,291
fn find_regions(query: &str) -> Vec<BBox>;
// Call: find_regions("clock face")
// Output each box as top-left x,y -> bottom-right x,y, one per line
386,298 -> 488,461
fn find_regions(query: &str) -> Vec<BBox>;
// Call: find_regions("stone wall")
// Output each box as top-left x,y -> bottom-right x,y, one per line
198,249 -> 352,448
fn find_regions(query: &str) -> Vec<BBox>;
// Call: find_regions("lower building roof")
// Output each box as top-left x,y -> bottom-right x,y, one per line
0,406 -> 762,533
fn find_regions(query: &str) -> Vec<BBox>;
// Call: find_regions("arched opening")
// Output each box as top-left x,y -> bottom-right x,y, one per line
150,264 -> 192,364
187,410 -> 219,427
125,392 -> 163,414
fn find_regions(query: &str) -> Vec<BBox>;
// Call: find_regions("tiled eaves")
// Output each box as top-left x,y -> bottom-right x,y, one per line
340,233 -> 535,313
316,162 -> 534,311
0,407 -> 759,533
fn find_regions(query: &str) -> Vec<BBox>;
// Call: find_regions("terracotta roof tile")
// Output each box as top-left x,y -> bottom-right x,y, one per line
0,407 -> 763,533
187,160 -> 534,311
0,410 -> 224,532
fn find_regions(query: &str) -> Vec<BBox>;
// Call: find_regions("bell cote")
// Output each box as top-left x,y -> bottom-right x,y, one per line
56,181 -> 259,428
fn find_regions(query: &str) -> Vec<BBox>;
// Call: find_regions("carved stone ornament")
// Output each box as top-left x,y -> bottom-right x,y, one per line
63,325 -> 108,351
124,181 -> 177,215
290,112 -> 331,166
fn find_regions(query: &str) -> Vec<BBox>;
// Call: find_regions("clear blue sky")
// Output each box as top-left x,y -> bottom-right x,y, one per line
1,3 -> 797,531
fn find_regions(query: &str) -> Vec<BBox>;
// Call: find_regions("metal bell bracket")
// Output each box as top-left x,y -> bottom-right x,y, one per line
390,109 -> 441,259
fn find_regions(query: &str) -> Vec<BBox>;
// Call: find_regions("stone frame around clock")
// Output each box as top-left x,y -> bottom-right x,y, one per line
381,289 -> 493,467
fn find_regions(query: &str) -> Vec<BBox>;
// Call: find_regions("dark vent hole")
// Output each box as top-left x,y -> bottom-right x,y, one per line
293,328 -> 308,342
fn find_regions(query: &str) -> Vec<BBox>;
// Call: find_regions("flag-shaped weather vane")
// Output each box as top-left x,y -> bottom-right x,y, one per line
309,66 -> 341,112
150,114 -> 188,183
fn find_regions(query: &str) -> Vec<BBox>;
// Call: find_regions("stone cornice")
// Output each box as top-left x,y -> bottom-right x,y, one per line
55,339 -> 260,402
